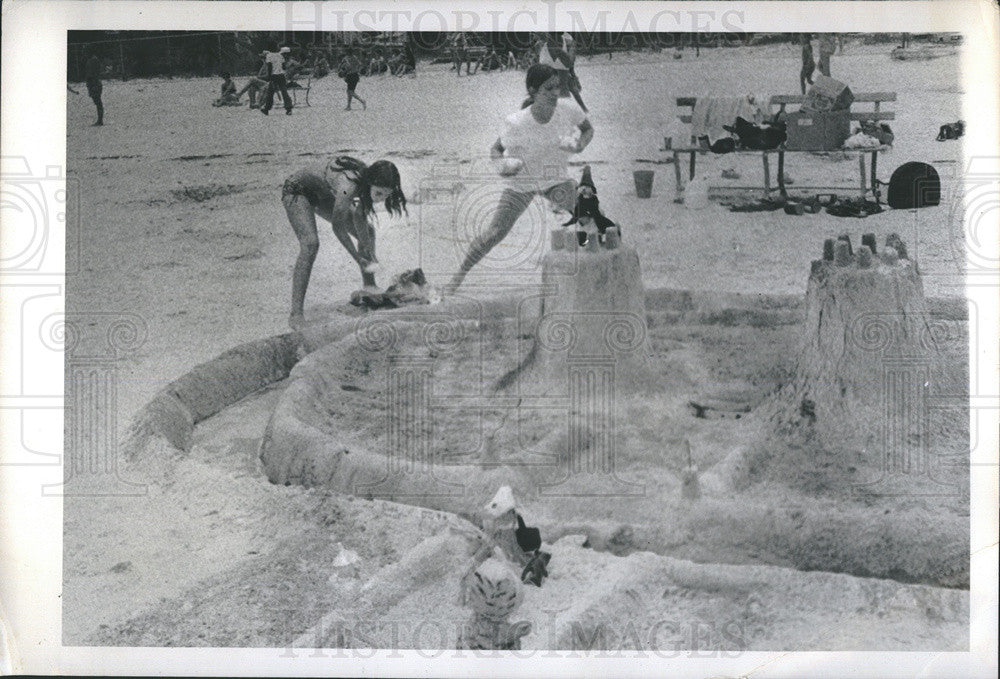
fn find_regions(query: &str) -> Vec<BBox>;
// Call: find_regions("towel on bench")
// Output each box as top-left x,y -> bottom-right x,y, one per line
690,95 -> 769,144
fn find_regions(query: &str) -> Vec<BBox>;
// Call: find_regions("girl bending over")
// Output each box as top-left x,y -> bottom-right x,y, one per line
283,156 -> 406,328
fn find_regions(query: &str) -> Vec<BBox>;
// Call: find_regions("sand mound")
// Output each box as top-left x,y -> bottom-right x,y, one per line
295,532 -> 968,651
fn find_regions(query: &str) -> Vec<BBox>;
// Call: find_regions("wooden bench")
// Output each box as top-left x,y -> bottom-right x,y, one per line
285,73 -> 312,107
668,92 -> 897,199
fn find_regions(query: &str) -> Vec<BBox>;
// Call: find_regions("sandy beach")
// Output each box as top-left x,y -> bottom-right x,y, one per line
63,40 -> 970,649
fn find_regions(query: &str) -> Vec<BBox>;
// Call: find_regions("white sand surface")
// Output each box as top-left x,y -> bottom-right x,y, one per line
64,42 -> 969,648
67,43 -> 964,436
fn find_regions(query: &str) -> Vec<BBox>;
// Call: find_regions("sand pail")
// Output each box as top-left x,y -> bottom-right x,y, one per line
633,170 -> 654,199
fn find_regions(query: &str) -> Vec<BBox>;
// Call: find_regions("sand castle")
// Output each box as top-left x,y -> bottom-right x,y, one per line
772,233 -> 937,454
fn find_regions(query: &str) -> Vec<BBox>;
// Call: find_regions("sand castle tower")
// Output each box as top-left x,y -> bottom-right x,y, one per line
768,233 -> 944,476
504,227 -> 651,396
496,227 -> 650,496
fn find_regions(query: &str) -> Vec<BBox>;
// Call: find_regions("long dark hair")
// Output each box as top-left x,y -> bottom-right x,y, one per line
520,63 -> 559,109
331,157 -> 407,221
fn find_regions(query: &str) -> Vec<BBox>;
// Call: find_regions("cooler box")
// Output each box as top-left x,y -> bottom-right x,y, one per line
784,110 -> 851,151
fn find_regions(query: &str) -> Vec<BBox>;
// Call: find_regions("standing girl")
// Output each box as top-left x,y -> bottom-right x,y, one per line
446,64 -> 594,294
283,157 -> 406,329
338,49 -> 366,110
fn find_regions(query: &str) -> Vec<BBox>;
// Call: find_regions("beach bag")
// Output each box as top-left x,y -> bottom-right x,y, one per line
887,162 -> 941,209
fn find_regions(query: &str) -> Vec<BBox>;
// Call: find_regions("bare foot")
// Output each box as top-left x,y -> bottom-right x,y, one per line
289,313 -> 306,331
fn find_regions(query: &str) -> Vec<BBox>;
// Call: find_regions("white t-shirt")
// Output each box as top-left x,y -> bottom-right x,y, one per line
266,51 -> 285,76
500,99 -> 586,189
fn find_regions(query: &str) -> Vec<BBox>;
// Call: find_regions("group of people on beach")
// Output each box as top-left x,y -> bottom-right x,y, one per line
210,43 -> 372,113
284,35 -> 594,329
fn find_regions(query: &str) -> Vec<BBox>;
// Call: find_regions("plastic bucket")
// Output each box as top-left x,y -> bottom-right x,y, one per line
633,170 -> 654,198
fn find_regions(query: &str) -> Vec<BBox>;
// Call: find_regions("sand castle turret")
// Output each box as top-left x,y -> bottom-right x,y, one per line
769,233 -> 941,459
501,227 -> 651,395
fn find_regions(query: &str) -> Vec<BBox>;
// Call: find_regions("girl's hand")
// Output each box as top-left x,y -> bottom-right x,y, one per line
497,157 -> 524,177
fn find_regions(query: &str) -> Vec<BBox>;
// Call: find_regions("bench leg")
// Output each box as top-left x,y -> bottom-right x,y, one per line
870,151 -> 879,203
859,154 -> 868,195
777,151 -> 787,199
762,152 -> 771,192
689,151 -> 696,181
673,150 -> 683,192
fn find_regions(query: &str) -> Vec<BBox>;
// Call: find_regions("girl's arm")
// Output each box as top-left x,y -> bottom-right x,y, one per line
351,206 -> 377,265
574,118 -> 594,153
330,204 -> 366,263
323,172 -> 366,262
492,137 -> 524,176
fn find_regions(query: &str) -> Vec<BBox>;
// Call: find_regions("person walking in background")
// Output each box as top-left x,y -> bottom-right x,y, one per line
84,49 -> 104,126
338,48 -> 366,110
817,34 -> 837,77
402,41 -> 417,77
799,33 -> 816,94
452,32 -> 473,76
559,31 -> 589,113
261,45 -> 293,115
537,33 -> 588,113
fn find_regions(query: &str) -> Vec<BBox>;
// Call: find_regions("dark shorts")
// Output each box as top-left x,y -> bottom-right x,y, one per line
344,73 -> 360,91
86,78 -> 102,99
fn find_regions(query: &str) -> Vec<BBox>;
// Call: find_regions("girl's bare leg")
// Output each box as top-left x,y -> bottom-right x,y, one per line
543,179 -> 577,213
285,194 -> 320,329
445,187 -> 533,295
353,220 -> 378,288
